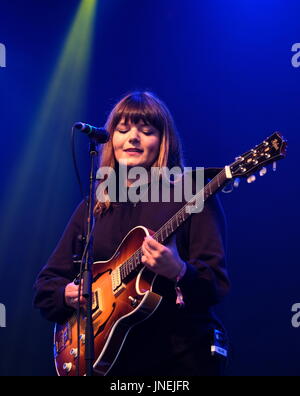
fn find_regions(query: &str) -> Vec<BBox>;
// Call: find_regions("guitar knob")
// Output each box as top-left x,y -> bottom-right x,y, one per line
128,296 -> 138,307
63,362 -> 72,373
70,348 -> 78,358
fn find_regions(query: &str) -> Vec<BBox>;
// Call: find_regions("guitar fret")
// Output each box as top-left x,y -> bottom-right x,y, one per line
167,222 -> 171,235
164,226 -> 169,239
128,259 -> 131,272
171,218 -> 176,231
133,253 -> 137,268
179,212 -> 184,222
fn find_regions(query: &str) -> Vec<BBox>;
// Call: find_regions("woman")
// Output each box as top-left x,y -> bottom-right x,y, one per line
34,91 -> 230,376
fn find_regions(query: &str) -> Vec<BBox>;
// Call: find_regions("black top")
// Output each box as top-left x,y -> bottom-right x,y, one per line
33,169 -> 230,375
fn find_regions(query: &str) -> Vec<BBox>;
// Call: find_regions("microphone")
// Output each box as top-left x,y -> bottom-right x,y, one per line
74,122 -> 110,143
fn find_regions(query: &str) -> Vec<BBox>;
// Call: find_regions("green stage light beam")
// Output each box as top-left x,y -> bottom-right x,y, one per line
0,0 -> 98,279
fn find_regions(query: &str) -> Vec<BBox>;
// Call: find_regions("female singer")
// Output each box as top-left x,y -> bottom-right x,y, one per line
34,91 -> 230,376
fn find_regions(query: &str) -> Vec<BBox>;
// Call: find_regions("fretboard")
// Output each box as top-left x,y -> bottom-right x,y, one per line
119,167 -> 228,282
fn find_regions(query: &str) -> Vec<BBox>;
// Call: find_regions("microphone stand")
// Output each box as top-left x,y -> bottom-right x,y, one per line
82,139 -> 98,376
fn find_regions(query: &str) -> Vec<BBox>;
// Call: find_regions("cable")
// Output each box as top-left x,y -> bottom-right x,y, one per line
71,126 -> 85,200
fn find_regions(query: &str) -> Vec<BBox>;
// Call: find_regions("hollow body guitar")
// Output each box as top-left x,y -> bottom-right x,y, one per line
54,133 -> 286,376
55,225 -> 159,376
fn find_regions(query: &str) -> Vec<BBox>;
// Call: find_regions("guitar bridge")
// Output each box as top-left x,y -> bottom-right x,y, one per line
113,283 -> 126,297
92,288 -> 103,320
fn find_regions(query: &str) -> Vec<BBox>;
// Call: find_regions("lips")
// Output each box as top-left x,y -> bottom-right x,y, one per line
124,148 -> 143,153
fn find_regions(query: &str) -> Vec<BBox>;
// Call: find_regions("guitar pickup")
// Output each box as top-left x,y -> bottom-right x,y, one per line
92,289 -> 103,320
111,267 -> 122,291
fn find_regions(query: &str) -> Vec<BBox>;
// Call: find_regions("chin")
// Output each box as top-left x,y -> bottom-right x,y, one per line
117,158 -> 141,167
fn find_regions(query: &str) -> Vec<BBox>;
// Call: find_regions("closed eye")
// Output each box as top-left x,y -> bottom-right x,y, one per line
117,129 -> 129,133
142,131 -> 153,135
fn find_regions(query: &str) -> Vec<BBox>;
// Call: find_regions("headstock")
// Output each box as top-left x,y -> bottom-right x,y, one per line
230,132 -> 287,180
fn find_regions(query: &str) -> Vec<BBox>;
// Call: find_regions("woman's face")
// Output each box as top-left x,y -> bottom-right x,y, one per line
113,118 -> 161,169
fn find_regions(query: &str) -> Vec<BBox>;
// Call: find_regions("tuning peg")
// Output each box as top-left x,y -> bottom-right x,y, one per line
233,178 -> 240,188
259,167 -> 267,177
273,162 -> 277,172
247,175 -> 256,184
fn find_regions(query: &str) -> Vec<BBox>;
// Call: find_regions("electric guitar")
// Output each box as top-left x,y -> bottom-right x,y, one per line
54,132 -> 287,376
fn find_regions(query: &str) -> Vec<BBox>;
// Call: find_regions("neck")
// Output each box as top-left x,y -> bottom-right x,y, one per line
119,167 -> 151,187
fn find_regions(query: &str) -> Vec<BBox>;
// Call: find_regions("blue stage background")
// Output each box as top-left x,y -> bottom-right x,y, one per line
0,0 -> 299,376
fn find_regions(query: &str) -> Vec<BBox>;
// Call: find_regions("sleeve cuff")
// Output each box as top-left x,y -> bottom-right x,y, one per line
177,262 -> 198,287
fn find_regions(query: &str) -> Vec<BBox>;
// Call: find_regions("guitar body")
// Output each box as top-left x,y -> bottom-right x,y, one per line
54,226 -> 162,376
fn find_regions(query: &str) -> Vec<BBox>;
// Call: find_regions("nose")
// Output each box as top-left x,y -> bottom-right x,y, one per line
127,127 -> 140,143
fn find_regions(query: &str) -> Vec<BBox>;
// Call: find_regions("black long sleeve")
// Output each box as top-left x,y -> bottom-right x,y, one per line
34,170 -> 230,324
177,194 -> 229,310
33,200 -> 87,323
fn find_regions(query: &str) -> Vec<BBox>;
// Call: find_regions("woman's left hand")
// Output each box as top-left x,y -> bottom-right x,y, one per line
141,235 -> 185,281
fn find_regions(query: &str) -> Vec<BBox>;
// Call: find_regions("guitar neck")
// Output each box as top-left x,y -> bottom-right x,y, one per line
119,167 -> 230,281
153,167 -> 229,244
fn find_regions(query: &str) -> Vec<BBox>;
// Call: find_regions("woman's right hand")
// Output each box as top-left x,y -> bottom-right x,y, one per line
64,281 -> 86,309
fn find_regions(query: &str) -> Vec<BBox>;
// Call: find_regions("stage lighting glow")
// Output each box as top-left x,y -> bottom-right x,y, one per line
0,0 -> 97,279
